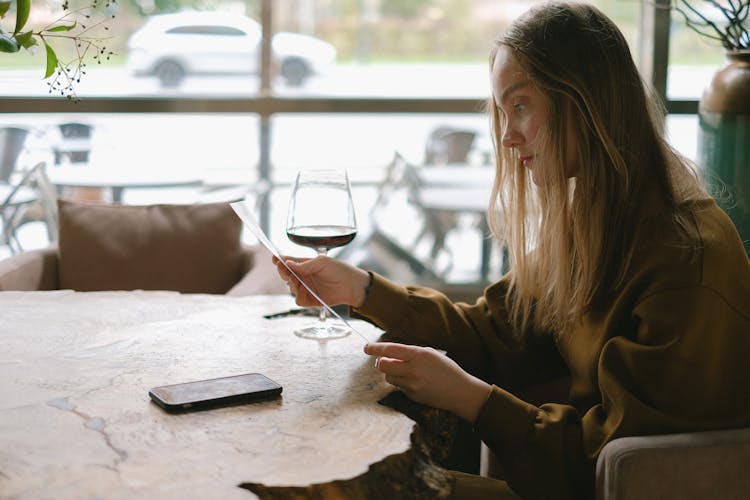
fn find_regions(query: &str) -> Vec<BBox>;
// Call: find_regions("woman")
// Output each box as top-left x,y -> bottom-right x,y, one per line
275,2 -> 750,498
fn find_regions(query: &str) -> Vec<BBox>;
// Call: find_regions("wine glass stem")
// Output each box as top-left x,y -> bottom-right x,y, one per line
317,247 -> 327,323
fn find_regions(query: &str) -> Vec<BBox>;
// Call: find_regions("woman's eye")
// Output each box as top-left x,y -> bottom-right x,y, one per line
514,103 -> 526,113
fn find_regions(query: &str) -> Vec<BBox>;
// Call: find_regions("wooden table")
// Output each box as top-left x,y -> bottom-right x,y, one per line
0,291 -> 456,499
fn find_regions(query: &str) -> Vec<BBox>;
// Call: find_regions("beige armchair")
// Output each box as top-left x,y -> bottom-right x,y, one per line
0,199 -> 286,295
480,425 -> 750,499
479,376 -> 750,499
596,427 -> 750,500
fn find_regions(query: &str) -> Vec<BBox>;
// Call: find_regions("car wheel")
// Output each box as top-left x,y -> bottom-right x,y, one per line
154,60 -> 185,88
281,58 -> 309,87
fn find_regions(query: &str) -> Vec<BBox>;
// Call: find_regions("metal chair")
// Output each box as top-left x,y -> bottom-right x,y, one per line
337,151 -> 457,282
54,122 -> 93,164
420,126 -> 486,278
0,127 -> 29,183
424,125 -> 477,165
0,162 -> 58,254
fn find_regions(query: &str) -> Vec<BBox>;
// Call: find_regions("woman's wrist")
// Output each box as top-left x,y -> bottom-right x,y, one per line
353,269 -> 373,308
456,377 -> 493,424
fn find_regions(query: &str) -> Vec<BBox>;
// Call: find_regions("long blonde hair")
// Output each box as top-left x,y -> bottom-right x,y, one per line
487,1 -> 706,334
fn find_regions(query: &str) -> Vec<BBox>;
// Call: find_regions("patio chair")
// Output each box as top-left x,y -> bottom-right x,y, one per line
424,125 -> 477,165
422,125 -> 490,276
337,152 -> 451,282
54,122 -> 94,164
0,162 -> 57,254
0,126 -> 29,183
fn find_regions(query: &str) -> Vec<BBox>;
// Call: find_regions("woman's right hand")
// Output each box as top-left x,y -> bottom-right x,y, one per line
273,255 -> 371,308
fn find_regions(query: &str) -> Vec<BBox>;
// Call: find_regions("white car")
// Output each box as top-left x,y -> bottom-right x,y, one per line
126,11 -> 337,87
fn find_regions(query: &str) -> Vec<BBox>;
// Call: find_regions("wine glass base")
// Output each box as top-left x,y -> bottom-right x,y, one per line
294,322 -> 351,340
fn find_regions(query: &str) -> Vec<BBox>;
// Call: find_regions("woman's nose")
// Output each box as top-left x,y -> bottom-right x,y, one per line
501,126 -> 521,149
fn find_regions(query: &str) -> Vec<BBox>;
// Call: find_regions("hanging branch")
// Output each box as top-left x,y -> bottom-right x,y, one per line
675,0 -> 750,50
1,0 -> 117,101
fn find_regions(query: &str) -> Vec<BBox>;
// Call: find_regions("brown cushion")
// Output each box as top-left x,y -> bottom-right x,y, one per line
57,199 -> 245,294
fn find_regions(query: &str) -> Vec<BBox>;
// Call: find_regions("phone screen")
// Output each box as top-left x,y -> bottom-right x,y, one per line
149,373 -> 282,412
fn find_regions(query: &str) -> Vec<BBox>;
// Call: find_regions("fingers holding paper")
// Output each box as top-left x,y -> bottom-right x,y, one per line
364,342 -> 492,424
272,255 -> 371,308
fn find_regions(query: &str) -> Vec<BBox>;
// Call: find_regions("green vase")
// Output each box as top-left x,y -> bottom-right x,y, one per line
698,50 -> 750,257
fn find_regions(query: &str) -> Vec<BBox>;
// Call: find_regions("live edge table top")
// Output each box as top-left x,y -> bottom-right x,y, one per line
0,291 -> 455,500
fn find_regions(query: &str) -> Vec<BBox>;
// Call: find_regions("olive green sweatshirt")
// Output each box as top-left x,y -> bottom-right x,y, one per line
353,198 -> 750,499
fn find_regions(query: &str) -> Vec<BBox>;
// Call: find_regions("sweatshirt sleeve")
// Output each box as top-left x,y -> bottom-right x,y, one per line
352,272 -> 568,401
474,386 -> 591,499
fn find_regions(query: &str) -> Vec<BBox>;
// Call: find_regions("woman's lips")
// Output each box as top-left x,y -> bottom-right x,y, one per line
520,155 -> 534,167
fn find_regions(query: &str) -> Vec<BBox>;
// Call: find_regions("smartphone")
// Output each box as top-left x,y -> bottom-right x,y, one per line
149,373 -> 283,413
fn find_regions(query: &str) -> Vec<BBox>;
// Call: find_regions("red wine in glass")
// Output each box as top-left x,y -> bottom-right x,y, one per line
286,169 -> 357,340
286,225 -> 356,251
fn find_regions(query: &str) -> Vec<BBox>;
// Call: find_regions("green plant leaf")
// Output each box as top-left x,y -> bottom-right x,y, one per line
47,21 -> 77,32
44,41 -> 58,78
0,31 -> 20,52
14,0 -> 30,34
15,30 -> 36,49
0,1 -> 12,18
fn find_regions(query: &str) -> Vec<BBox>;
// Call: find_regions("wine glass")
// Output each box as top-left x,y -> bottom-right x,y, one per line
286,168 -> 357,340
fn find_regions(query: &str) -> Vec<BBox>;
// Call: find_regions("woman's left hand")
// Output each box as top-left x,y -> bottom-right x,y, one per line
364,342 -> 492,424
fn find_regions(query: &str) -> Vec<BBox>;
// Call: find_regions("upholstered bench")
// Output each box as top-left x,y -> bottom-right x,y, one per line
0,199 -> 286,295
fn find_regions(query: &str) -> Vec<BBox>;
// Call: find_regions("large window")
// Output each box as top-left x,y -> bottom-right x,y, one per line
1,0 -> 694,283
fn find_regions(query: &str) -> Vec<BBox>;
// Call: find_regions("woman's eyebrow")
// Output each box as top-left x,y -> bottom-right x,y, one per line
500,80 -> 531,104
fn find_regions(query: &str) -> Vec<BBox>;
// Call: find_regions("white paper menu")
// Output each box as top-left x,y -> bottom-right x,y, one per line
230,200 -> 371,344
